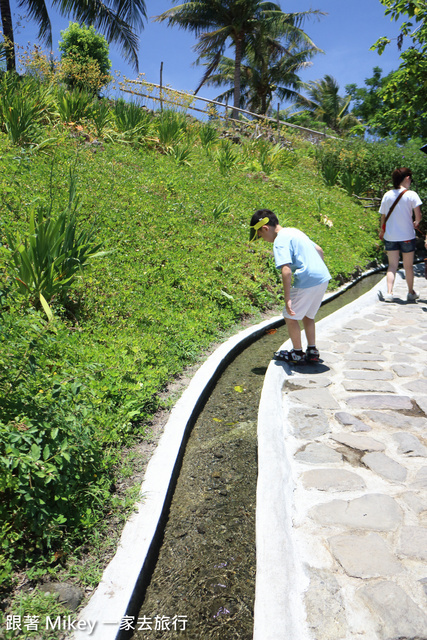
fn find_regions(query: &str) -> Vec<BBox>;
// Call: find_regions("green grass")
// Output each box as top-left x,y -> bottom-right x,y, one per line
0,103 -> 390,632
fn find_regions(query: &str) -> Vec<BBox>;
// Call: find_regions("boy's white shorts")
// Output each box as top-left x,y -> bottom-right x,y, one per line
282,281 -> 329,321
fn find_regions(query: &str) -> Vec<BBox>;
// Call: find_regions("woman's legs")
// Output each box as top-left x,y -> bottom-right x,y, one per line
386,250 -> 400,294
402,250 -> 415,294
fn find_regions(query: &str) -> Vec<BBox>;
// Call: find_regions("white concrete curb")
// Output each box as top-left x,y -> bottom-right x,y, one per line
73,314 -> 283,640
253,276 -> 386,640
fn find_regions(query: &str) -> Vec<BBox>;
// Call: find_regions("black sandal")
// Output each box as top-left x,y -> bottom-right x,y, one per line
274,349 -> 306,364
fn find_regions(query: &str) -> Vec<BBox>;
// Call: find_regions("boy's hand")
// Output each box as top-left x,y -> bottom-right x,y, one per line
285,300 -> 296,316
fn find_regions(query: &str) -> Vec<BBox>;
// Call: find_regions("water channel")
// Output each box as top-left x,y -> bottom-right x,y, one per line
130,273 -> 385,640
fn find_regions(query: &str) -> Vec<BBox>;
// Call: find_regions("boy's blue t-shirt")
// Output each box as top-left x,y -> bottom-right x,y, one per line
273,227 -> 331,289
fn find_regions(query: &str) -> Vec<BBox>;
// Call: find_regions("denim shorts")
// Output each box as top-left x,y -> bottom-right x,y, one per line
384,238 -> 416,253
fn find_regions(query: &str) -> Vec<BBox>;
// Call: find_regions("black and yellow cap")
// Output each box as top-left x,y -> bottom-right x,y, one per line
249,216 -> 269,242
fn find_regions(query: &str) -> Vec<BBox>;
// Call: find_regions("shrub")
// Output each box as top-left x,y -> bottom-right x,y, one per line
0,304 -> 110,563
59,23 -> 112,93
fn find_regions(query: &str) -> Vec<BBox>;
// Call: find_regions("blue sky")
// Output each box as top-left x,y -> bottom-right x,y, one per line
8,0 -> 406,106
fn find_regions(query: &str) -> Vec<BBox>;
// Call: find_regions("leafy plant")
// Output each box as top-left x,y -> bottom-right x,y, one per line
56,86 -> 94,123
6,173 -> 106,306
211,200 -> 231,220
0,74 -> 56,145
167,142 -> 192,166
91,97 -> 113,138
216,139 -> 238,175
156,109 -> 187,149
113,99 -> 153,143
340,169 -> 367,196
318,157 -> 340,187
199,123 -> 218,153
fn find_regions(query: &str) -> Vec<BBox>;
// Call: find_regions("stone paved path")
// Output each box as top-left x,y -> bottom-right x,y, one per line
284,267 -> 427,640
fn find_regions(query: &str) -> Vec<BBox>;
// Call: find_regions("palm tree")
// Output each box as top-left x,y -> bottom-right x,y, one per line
0,0 -> 147,73
202,24 -> 321,115
155,0 -> 324,119
294,74 -> 361,134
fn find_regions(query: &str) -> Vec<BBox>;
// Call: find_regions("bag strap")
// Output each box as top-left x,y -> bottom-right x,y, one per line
384,188 -> 408,227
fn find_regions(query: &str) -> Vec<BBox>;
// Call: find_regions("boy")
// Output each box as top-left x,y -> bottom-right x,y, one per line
249,209 -> 330,364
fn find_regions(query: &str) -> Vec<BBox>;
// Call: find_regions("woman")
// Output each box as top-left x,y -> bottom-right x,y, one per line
379,167 -> 423,302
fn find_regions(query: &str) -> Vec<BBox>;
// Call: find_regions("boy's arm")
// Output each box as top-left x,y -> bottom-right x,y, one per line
314,243 -> 325,261
281,264 -> 295,316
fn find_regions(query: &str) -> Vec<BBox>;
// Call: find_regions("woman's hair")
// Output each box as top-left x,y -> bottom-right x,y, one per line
250,209 -> 279,227
392,167 -> 412,189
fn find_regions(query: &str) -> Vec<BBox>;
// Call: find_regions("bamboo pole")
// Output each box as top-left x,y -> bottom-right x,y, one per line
160,62 -> 163,112
119,78 -> 335,139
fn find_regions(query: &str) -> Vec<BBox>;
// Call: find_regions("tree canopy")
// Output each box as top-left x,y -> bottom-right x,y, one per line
59,22 -> 112,92
155,0 -> 324,119
200,18 -> 321,115
293,74 -> 363,135
0,0 -> 147,73
368,0 -> 427,142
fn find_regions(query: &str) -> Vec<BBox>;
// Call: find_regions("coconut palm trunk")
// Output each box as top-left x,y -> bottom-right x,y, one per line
0,0 -> 15,71
232,34 -> 244,119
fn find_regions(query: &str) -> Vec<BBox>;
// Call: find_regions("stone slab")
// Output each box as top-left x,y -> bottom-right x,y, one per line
345,361 -> 385,371
362,452 -> 407,483
309,494 -> 402,531
302,469 -> 366,492
363,410 -> 427,433
411,466 -> 427,489
329,532 -> 403,578
364,331 -> 402,343
289,388 -> 340,410
294,443 -> 343,465
304,568 -> 347,640
343,371 -> 393,381
334,412 -> 371,432
352,344 -> 385,354
342,319 -> 375,330
288,408 -> 331,439
346,395 -> 413,411
404,379 -> 427,394
414,396 -> 427,416
401,491 -> 427,515
345,353 -> 387,362
393,432 -> 427,457
358,581 -> 427,640
342,380 -> 395,393
392,364 -> 417,377
398,525 -> 427,561
284,377 -> 332,391
331,433 -> 385,452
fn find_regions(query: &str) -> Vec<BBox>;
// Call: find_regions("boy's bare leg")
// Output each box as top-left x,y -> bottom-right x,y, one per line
302,316 -> 316,346
285,318 -> 302,350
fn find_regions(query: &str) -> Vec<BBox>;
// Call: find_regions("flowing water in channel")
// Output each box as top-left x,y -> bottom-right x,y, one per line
131,274 -> 384,640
